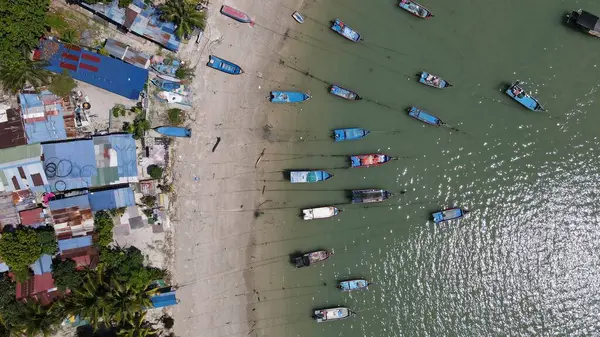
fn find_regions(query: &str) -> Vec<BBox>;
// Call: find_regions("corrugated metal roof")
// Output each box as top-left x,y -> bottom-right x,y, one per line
88,186 -> 135,211
0,144 -> 48,193
30,254 -> 53,275
42,140 -> 97,192
19,92 -> 68,144
58,235 -> 93,253
0,263 -> 8,272
0,108 -> 27,150
0,192 -> 19,227
49,194 -> 90,211
104,39 -> 150,69
19,207 -> 45,226
36,40 -> 148,100
93,135 -> 138,185
0,143 -> 42,165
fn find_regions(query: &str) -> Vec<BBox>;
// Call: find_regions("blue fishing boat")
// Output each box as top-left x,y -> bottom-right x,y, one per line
151,78 -> 182,92
351,189 -> 393,204
154,126 -> 192,138
333,128 -> 369,142
419,71 -> 452,89
270,91 -> 311,103
207,55 -> 244,75
338,279 -> 370,292
290,170 -> 333,183
407,106 -> 444,126
330,19 -> 362,42
350,154 -> 393,168
505,81 -> 545,111
292,11 -> 305,24
151,56 -> 181,81
329,85 -> 361,101
432,208 -> 469,223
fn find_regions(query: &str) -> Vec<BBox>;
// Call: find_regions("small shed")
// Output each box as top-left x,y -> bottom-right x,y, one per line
104,39 -> 151,69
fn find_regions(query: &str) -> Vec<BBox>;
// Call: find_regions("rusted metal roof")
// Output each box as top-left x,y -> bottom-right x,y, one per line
0,108 -> 27,150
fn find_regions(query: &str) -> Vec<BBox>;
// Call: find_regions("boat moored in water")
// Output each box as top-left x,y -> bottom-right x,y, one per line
313,307 -> 353,323
294,250 -> 333,267
432,208 -> 469,223
567,9 -> 600,37
398,0 -> 433,18
290,170 -> 333,183
408,106 -> 444,126
220,5 -> 254,25
338,279 -> 370,292
292,11 -> 305,23
206,55 -> 244,75
269,91 -> 311,103
505,81 -> 545,111
154,126 -> 191,138
302,206 -> 340,220
351,189 -> 393,204
419,71 -> 451,88
350,154 -> 393,168
329,85 -> 362,101
330,19 -> 362,42
333,128 -> 369,142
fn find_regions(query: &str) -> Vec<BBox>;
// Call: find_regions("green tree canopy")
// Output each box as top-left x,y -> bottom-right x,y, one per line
36,228 -> 58,255
13,301 -> 63,337
0,59 -> 51,93
94,211 -> 114,248
0,275 -> 26,333
49,69 -> 77,97
0,228 -> 42,281
160,0 -> 206,38
100,246 -> 165,292
52,258 -> 85,292
0,0 -> 50,65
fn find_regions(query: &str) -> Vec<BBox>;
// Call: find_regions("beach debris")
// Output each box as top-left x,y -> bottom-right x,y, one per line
255,148 -> 266,168
211,137 -> 221,152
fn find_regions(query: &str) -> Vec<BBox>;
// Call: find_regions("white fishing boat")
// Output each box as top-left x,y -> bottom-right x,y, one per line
313,307 -> 353,323
292,11 -> 305,23
302,206 -> 339,220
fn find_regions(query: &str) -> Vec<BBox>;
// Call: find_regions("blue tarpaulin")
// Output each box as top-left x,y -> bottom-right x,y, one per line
58,236 -> 93,253
151,291 -> 178,308
89,187 -> 135,211
30,254 -> 53,275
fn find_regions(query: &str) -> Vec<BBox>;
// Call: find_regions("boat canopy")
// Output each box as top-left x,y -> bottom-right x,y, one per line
575,10 -> 600,33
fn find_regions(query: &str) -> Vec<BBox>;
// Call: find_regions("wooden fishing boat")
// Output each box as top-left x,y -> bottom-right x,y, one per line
330,19 -> 362,42
505,81 -> 545,111
313,307 -> 353,323
350,154 -> 393,168
419,71 -> 451,88
290,170 -> 333,183
329,85 -> 361,101
407,106 -> 444,126
398,0 -> 433,18
155,91 -> 193,106
351,189 -> 393,204
154,126 -> 191,138
432,208 -> 469,223
567,10 -> 600,37
292,11 -> 305,24
206,55 -> 244,75
294,250 -> 332,268
150,78 -> 185,92
151,56 -> 181,81
333,128 -> 369,142
269,91 -> 311,103
220,5 -> 254,26
302,206 -> 339,220
338,279 -> 370,292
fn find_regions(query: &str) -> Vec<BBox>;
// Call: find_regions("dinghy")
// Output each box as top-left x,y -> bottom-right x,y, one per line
350,154 -> 393,168
292,11 -> 305,24
506,81 -> 545,111
154,126 -> 191,138
329,85 -> 361,101
333,128 -> 369,142
156,91 -> 193,106
330,19 -> 362,42
294,250 -> 332,268
419,71 -> 451,88
408,106 -> 444,126
269,91 -> 311,103
290,170 -> 333,183
338,279 -> 370,292
398,0 -> 433,18
151,56 -> 181,80
351,189 -> 393,204
313,307 -> 353,323
220,5 -> 254,26
302,206 -> 339,220
432,208 -> 469,223
151,78 -> 184,92
207,55 -> 244,75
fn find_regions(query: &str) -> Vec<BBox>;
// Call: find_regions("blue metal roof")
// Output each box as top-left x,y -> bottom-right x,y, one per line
42,140 -> 97,192
49,194 -> 90,211
151,291 -> 178,308
30,254 -> 53,275
93,134 -> 138,183
38,40 -> 148,100
58,236 -> 93,253
19,92 -> 68,144
89,187 -> 135,211
0,263 -> 9,273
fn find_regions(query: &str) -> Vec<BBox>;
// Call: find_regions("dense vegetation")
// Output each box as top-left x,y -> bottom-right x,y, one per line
160,0 -> 206,38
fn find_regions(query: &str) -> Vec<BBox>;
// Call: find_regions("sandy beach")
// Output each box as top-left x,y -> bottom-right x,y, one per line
170,1 -> 310,336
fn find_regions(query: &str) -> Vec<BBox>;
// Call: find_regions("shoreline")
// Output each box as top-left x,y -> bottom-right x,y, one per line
170,1 -> 311,336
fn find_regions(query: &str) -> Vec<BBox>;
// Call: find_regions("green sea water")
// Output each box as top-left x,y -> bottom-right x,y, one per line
249,0 -> 600,335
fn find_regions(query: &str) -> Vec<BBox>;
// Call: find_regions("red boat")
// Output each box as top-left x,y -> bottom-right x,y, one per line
220,5 -> 254,26
350,154 -> 394,168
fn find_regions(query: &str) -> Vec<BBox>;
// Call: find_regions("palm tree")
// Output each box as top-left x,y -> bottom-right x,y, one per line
105,277 -> 152,325
0,59 -> 51,93
14,302 -> 64,337
116,312 -> 159,337
160,0 -> 206,39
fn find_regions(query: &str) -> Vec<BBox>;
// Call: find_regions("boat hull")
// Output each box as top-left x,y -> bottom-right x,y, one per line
292,11 -> 305,23
294,250 -> 331,267
154,126 -> 191,138
505,81 -> 545,111
270,91 -> 311,103
408,106 -> 443,126
351,189 -> 392,204
302,206 -> 339,220
419,71 -> 450,88
207,55 -> 244,75
330,19 -> 361,42
432,208 -> 467,223
329,85 -> 361,100
349,154 -> 392,168
333,128 -> 369,142
338,279 -> 369,292
220,5 -> 253,24
314,307 -> 351,323
290,170 -> 332,183
398,0 -> 433,18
